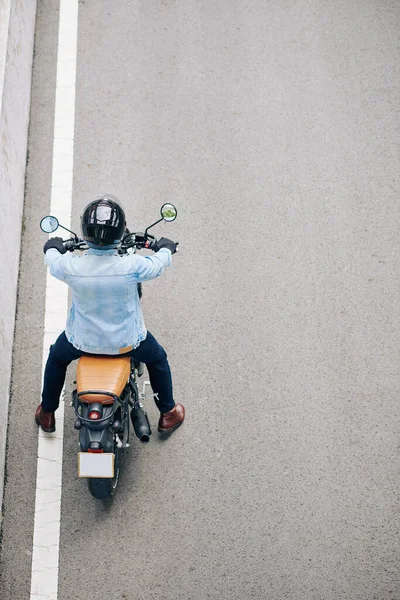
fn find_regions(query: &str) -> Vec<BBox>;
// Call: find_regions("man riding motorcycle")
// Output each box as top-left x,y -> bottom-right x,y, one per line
35,194 -> 185,434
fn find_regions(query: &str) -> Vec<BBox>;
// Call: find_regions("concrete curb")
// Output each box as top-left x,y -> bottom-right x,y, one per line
0,0 -> 38,516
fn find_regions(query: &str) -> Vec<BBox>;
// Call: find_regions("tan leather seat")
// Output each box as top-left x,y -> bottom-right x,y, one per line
76,356 -> 131,404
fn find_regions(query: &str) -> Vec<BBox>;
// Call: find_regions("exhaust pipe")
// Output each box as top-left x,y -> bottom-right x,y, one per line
130,407 -> 152,444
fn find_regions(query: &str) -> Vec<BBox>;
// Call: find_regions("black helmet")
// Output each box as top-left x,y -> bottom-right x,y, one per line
81,194 -> 126,246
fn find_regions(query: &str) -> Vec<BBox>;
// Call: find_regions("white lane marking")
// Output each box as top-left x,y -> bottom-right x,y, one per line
30,1 -> 78,599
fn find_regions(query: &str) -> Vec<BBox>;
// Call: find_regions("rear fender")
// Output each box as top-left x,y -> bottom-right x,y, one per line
79,422 -> 114,452
78,403 -> 115,452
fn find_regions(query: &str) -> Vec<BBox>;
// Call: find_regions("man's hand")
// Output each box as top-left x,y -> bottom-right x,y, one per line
43,237 -> 67,254
152,237 -> 178,254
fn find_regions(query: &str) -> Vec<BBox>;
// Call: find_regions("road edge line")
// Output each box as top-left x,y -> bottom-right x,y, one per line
30,1 -> 78,599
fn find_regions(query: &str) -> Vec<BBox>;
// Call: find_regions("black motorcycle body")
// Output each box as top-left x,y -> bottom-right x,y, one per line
72,358 -> 150,500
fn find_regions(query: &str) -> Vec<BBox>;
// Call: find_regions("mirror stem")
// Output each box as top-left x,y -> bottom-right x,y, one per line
58,224 -> 79,241
145,218 -> 163,236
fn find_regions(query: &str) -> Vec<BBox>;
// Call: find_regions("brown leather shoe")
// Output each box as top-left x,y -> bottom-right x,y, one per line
35,404 -> 56,433
158,403 -> 185,433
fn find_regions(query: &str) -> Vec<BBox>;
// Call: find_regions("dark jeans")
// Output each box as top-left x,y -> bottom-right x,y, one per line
41,331 -> 175,414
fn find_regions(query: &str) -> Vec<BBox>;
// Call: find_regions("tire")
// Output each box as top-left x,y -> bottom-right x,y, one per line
87,442 -> 121,501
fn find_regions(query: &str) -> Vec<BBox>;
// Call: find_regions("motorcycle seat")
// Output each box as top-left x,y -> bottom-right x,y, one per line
76,356 -> 131,404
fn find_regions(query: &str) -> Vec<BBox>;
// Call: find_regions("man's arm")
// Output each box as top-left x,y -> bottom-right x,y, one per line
129,248 -> 172,282
44,248 -> 68,281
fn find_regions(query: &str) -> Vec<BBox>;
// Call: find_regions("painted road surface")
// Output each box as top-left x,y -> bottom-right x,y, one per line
1,1 -> 400,599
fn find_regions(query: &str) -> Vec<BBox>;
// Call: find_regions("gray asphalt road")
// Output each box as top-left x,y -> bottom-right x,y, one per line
1,1 -> 400,599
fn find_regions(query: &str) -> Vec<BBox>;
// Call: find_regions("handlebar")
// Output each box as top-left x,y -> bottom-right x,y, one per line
61,233 -> 179,254
144,238 -> 179,253
64,239 -> 86,252
61,236 -> 153,253
119,231 -> 156,253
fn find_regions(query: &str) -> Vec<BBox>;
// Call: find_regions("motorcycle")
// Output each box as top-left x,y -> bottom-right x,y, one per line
39,203 -> 178,500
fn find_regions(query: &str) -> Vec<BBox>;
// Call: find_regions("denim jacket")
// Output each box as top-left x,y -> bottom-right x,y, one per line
45,247 -> 172,354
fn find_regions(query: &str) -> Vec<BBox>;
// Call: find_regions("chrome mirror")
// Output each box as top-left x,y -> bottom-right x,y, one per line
160,203 -> 177,222
40,216 -> 59,233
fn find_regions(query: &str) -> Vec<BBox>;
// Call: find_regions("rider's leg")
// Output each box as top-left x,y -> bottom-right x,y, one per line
128,331 -> 175,414
41,331 -> 83,412
128,331 -> 184,432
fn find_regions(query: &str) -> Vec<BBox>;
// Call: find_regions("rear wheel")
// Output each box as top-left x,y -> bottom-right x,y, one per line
87,439 -> 121,500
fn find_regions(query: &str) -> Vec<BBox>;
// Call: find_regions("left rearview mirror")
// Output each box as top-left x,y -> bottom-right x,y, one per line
40,216 -> 59,233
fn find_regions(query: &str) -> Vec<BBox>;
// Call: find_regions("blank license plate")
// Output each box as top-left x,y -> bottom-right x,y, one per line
78,453 -> 115,478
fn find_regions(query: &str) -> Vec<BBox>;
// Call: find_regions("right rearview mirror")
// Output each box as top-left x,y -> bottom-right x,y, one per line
160,203 -> 177,222
40,215 -> 59,233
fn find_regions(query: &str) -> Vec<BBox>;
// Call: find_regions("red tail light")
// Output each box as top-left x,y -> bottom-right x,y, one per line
88,410 -> 101,420
88,448 -> 104,453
